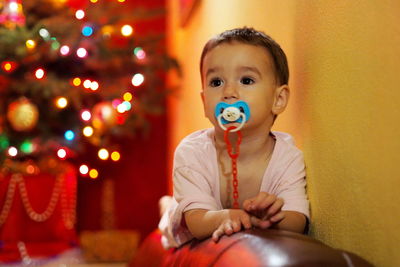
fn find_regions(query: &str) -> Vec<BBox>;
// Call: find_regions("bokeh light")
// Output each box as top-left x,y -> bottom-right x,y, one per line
131,73 -> 144,86
55,97 -> 68,108
35,68 -> 45,79
98,148 -> 109,160
75,10 -> 85,20
79,164 -> 89,175
121,25 -> 133,36
89,169 -> 98,179
83,126 -> 94,137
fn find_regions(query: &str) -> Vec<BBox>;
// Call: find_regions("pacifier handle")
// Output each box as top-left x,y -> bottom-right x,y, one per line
217,113 -> 246,132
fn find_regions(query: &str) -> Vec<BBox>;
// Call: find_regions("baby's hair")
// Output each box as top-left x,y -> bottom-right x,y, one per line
200,27 -> 289,86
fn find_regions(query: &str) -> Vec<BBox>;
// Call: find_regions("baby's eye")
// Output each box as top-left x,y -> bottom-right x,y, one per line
241,77 -> 254,85
209,78 -> 223,87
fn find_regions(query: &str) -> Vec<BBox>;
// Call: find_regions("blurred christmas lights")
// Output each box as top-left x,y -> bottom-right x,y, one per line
89,169 -> 98,179
77,48 -> 88,58
57,148 -> 67,159
26,39 -> 36,49
82,26 -> 93,37
8,146 -> 18,157
90,81 -> 99,91
39,28 -> 50,39
79,164 -> 89,175
131,73 -> 144,86
83,79 -> 91,89
72,77 -> 81,86
82,126 -> 94,137
55,97 -> 68,108
64,130 -> 75,141
98,148 -> 109,160
121,25 -> 133,36
111,151 -> 120,161
35,68 -> 45,79
75,10 -> 85,20
60,45 -> 70,56
123,92 -> 133,101
81,110 -> 91,121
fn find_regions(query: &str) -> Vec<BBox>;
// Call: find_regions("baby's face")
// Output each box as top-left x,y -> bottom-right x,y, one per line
201,41 -> 282,134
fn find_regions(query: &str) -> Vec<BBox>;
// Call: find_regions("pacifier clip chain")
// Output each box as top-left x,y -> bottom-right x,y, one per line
224,126 -> 242,209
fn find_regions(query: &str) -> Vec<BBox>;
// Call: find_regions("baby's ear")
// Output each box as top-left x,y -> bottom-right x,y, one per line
272,85 -> 290,115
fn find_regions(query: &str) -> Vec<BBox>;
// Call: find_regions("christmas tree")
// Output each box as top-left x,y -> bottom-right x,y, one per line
0,0 -> 177,177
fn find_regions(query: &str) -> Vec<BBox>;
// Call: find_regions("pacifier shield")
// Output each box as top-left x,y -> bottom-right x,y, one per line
214,100 -> 251,125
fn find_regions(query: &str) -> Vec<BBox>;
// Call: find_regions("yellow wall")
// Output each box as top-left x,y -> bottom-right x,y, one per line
166,1 -> 400,266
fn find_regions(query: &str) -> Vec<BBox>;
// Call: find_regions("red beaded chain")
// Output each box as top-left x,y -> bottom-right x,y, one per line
223,126 -> 242,209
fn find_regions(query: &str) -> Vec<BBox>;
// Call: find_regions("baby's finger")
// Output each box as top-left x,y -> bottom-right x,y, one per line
270,211 -> 285,223
250,215 -> 262,228
250,192 -> 269,209
212,226 -> 224,242
262,198 -> 284,220
242,199 -> 253,211
259,219 -> 272,229
224,222 -> 234,235
240,214 -> 252,229
231,220 -> 241,233
258,194 -> 277,211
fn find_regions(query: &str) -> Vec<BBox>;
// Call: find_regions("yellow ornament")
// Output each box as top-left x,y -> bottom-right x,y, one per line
91,102 -> 117,131
7,98 -> 39,132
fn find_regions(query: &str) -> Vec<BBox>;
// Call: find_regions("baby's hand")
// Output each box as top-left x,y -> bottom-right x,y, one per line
212,209 -> 252,242
243,192 -> 285,229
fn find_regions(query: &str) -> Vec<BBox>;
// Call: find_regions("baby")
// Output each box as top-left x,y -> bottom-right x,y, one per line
159,27 -> 309,248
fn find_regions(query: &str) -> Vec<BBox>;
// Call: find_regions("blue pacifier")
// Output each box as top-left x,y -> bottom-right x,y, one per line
214,100 -> 251,132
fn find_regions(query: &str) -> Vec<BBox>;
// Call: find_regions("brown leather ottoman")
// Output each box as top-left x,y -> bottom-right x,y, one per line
131,229 -> 373,267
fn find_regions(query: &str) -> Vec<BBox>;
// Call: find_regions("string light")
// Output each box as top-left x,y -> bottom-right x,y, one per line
79,165 -> 89,175
134,47 -> 146,60
82,126 -> 94,137
57,148 -> 67,159
39,28 -> 50,39
89,169 -> 98,179
51,38 -> 60,50
35,68 -> 45,79
121,25 -> 133,36
111,151 -> 120,161
20,140 -> 33,154
98,148 -> 109,160
81,110 -> 91,121
123,101 -> 132,111
26,40 -> 36,49
112,99 -> 122,108
55,97 -> 68,108
90,0 -> 98,3
83,79 -> 91,89
75,10 -> 85,20
82,26 -> 93,37
26,164 -> 35,174
64,130 -> 75,141
1,61 -> 17,73
8,146 -> 18,157
77,48 -> 88,58
60,45 -> 70,56
0,135 -> 10,149
72,77 -> 81,86
90,81 -> 99,91
131,73 -> 144,86
123,92 -> 133,102
117,103 -> 126,113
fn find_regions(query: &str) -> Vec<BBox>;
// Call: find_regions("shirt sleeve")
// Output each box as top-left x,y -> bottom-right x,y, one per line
275,151 -> 310,219
159,149 -> 220,248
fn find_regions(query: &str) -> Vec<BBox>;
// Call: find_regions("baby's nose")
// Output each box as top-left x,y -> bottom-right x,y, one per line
222,84 -> 239,100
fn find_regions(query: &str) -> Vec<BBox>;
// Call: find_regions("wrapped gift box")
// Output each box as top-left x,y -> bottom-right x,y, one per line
0,159 -> 78,263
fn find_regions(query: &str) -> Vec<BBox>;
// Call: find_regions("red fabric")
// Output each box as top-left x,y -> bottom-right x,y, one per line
0,165 -> 77,262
